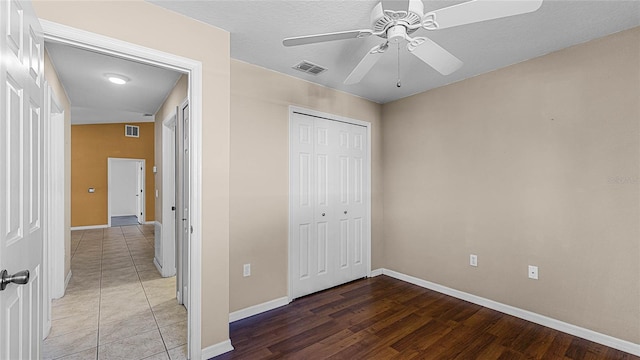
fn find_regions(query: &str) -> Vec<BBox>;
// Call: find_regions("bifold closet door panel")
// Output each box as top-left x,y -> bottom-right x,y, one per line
291,112 -> 369,299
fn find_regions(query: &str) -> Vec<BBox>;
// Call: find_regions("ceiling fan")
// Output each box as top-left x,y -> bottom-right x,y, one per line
283,0 -> 543,85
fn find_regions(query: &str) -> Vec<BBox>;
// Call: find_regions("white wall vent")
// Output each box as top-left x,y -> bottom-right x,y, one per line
292,60 -> 327,75
125,124 -> 140,138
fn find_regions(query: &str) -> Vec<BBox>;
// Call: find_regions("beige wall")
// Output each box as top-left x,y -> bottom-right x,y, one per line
230,60 -> 383,311
44,50 -> 72,280
381,27 -> 640,343
34,0 -> 231,348
154,74 -> 188,224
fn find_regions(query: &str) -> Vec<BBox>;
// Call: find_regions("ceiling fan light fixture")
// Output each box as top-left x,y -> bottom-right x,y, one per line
105,73 -> 129,85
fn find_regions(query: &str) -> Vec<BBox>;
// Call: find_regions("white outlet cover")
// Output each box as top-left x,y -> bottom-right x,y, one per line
243,264 -> 251,277
470,254 -> 478,267
528,265 -> 539,280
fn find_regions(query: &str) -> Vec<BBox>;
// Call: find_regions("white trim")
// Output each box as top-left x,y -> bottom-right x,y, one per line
229,297 -> 290,323
287,106 -> 373,302
64,270 -> 72,290
143,221 -> 155,225
41,20 -> 204,360
153,257 -> 163,274
201,339 -> 234,360
160,110 -> 177,278
70,225 -> 108,231
368,268 -> 383,277
378,268 -> 640,356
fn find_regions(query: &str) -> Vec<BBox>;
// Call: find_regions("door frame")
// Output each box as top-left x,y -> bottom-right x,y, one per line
43,83 -> 65,339
287,106 -> 372,302
107,157 -> 145,225
157,110 -> 177,277
41,20 -> 204,359
176,99 -> 190,307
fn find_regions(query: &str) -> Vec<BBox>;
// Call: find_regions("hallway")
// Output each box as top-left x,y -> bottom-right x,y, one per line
43,225 -> 187,360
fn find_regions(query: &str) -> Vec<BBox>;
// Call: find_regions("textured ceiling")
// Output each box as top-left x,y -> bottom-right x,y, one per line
45,41 -> 183,124
150,0 -> 640,104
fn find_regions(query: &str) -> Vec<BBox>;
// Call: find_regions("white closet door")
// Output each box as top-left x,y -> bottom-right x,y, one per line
347,123 -> 368,280
334,122 -> 368,284
291,114 -> 328,298
290,112 -> 369,299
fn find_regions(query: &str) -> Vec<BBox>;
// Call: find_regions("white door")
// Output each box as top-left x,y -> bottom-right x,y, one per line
290,112 -> 369,299
176,100 -> 189,308
136,161 -> 144,224
157,114 -> 176,276
0,0 -> 45,358
334,121 -> 368,284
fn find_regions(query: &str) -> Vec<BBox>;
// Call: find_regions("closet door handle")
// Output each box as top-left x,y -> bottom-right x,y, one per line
321,213 -> 326,217
344,211 -> 347,215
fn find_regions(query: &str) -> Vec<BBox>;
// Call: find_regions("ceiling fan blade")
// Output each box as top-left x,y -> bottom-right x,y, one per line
283,30 -> 373,47
424,0 -> 543,30
407,37 -> 463,75
344,43 -> 389,85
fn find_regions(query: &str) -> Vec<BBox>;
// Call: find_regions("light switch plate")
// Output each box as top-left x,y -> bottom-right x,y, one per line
528,265 -> 538,280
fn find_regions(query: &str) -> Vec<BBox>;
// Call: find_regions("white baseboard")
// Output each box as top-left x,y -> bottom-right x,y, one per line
144,220 -> 156,225
229,297 -> 290,323
70,224 -> 108,230
64,270 -> 72,291
369,268 -> 383,277
375,268 -> 640,356
153,258 -> 163,274
201,339 -> 234,359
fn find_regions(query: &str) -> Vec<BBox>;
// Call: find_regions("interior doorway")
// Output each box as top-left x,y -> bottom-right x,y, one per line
41,19 -> 204,360
108,158 -> 145,227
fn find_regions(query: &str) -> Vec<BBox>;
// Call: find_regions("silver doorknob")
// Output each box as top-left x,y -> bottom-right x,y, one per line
344,211 -> 347,215
0,269 -> 29,291
321,213 -> 326,216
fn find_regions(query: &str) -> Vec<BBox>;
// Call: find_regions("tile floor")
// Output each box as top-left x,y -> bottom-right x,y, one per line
44,225 -> 187,360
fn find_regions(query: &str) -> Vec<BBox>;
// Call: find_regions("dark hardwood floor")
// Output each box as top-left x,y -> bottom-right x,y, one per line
213,275 -> 638,360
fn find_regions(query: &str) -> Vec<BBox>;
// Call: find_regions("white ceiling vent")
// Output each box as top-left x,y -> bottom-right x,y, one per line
292,60 -> 327,75
125,124 -> 140,138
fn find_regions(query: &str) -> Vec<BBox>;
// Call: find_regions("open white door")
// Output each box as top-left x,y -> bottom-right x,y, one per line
136,160 -> 145,224
176,99 -> 190,309
0,1 -> 46,358
156,112 -> 177,277
43,83 -> 65,341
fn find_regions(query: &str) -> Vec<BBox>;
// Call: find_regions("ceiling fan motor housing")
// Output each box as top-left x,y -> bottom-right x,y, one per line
371,0 -> 424,38
387,26 -> 408,44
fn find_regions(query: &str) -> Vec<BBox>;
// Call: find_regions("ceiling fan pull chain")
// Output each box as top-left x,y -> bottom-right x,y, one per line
396,43 -> 401,88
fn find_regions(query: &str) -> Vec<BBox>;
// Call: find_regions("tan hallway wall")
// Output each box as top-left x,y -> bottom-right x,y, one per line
33,0 -> 232,348
71,122 -> 155,227
154,74 -> 188,225
43,50 -> 73,280
230,60 -> 383,312
381,27 -> 640,343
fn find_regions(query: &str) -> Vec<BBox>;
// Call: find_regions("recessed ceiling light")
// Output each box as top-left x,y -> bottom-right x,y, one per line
105,74 -> 129,85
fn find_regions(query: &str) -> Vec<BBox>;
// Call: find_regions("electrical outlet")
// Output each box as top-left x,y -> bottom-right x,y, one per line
470,254 -> 478,267
528,265 -> 538,280
243,264 -> 251,277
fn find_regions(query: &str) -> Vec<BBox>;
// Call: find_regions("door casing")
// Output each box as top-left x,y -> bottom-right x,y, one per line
43,83 -> 65,340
